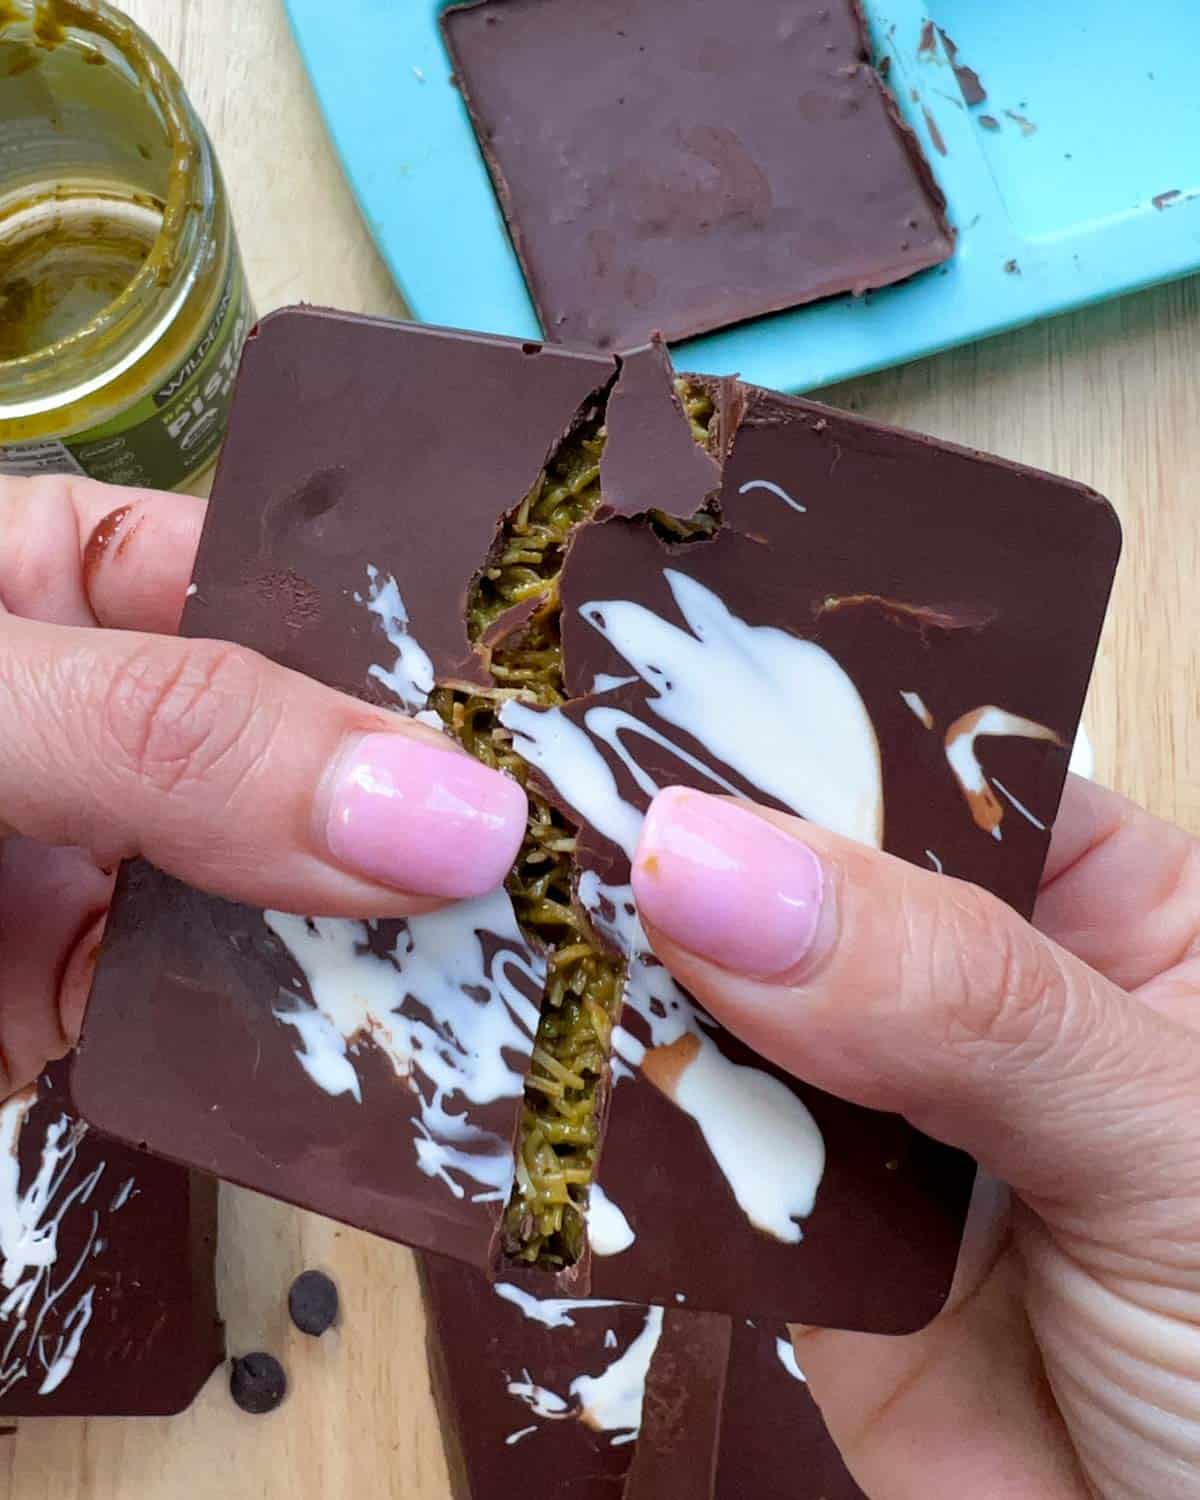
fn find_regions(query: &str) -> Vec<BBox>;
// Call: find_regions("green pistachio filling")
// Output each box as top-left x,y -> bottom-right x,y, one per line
431,379 -> 716,1268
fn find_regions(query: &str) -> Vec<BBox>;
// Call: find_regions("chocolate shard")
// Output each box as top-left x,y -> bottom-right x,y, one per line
716,1321 -> 866,1498
623,1309 -> 730,1498
419,1252 -> 666,1498
599,342 -> 722,520
0,1062 -> 222,1418
192,306 -> 615,693
420,1251 -> 862,1500
441,0 -> 954,350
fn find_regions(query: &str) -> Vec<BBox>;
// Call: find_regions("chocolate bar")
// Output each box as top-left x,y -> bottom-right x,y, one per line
420,1252 -> 864,1499
0,1063 -> 221,1417
441,0 -> 954,349
76,307 -> 1119,1331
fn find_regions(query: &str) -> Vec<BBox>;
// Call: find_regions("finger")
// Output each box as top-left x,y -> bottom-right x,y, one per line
0,838 -> 112,1094
59,910 -> 109,1050
630,788 -> 1200,1219
793,1179 -> 1090,1500
0,615 -> 526,915
0,474 -> 205,634
82,491 -> 206,635
1035,777 -> 1200,1016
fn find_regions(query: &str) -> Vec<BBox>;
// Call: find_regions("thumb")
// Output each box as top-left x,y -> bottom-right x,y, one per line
1,614 -> 525,916
630,788 -> 1200,1222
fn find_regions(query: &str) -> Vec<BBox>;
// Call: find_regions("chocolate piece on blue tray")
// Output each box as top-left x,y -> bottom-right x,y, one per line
441,0 -> 954,350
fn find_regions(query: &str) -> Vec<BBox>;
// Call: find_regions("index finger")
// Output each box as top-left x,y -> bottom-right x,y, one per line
0,474 -> 205,634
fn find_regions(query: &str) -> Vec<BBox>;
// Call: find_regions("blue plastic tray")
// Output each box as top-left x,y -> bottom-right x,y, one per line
285,0 -> 1200,392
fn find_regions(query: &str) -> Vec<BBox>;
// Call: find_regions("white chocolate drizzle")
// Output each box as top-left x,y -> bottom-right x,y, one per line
776,1334 -> 807,1382
573,570 -> 884,847
0,1088 -> 126,1399
266,576 -> 542,1204
503,1304 -> 664,1447
738,478 -> 807,513
579,872 -> 826,1245
494,1283 -> 624,1330
900,689 -> 934,728
585,1183 -> 635,1257
944,706 -> 1062,840
266,896 -> 543,1203
355,565 -> 436,713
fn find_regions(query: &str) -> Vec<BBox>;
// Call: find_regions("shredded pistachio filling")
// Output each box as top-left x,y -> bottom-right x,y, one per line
432,379 -> 716,1269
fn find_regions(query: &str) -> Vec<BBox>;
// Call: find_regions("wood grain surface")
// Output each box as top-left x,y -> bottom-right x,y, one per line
4,1 -> 1198,1495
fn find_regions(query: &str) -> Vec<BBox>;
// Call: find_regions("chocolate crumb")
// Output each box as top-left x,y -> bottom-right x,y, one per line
1152,189 -> 1182,211
979,113 -> 999,129
922,107 -> 948,157
1004,259 -> 1020,274
230,1353 -> 287,1414
288,1270 -> 339,1337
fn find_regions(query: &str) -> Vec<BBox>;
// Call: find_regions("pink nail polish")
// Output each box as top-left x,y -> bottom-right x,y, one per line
633,789 -> 824,979
326,733 -> 527,899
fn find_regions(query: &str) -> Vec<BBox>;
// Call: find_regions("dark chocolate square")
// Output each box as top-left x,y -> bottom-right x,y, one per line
0,1063 -> 221,1417
442,0 -> 953,350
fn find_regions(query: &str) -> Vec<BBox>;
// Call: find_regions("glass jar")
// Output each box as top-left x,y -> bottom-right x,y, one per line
0,0 -> 252,490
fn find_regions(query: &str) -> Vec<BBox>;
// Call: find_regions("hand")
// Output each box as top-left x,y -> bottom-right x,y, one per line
632,781 -> 1200,1500
0,476 -> 526,1097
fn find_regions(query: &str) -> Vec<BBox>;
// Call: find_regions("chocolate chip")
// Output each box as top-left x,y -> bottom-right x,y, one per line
229,1352 -> 287,1414
288,1269 -> 339,1337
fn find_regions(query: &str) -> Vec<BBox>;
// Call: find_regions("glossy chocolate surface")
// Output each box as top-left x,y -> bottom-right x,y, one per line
441,0 -> 953,350
0,1063 -> 221,1418
77,309 -> 1119,1331
420,1253 -> 864,1499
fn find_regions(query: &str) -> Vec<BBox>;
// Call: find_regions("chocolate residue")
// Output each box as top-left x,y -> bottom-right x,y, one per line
1004,108 -> 1037,137
82,504 -> 132,585
248,568 -> 323,632
1153,189 -> 1182,210
814,594 -> 997,635
978,113 -> 1000,130
917,18 -> 936,53
922,107 -> 948,157
937,29 -> 987,106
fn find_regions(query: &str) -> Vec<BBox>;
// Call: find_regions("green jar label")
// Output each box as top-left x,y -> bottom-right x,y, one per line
0,252 -> 252,491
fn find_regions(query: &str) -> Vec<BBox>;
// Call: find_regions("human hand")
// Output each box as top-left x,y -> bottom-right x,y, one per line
0,475 -> 526,1097
632,780 -> 1200,1499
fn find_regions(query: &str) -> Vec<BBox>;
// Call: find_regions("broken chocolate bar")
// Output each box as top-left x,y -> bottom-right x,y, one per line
75,308 -> 1119,1332
419,1252 -> 864,1499
0,1063 -> 221,1417
441,0 -> 954,350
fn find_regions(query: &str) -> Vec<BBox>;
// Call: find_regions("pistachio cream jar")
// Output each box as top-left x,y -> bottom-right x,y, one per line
0,0 -> 251,489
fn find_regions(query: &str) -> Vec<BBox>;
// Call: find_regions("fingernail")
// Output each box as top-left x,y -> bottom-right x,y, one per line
632,789 -> 824,978
325,733 -> 527,899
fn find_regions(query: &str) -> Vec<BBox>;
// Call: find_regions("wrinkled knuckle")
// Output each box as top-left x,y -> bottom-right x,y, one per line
101,639 -> 268,796
925,883 -> 1070,1062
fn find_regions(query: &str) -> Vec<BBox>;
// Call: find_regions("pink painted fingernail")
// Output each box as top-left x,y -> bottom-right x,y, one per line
326,733 -> 527,899
632,789 -> 824,978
